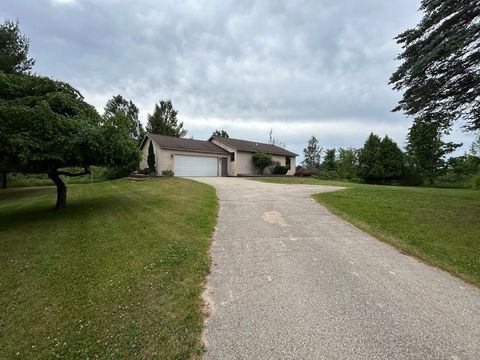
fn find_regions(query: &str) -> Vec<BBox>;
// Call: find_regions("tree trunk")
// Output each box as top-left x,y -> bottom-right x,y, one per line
1,171 -> 6,189
48,170 -> 67,209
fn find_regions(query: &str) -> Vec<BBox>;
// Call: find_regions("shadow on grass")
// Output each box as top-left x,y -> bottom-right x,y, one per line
0,194 -> 119,232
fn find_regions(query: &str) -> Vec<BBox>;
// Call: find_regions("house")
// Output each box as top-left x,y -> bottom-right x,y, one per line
139,133 -> 298,177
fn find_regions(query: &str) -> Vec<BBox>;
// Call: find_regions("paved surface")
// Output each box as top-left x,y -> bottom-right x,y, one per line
193,177 -> 480,360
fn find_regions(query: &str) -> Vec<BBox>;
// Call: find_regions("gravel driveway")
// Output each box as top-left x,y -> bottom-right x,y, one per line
193,177 -> 480,360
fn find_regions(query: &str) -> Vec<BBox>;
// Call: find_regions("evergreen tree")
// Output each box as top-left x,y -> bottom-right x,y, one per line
406,117 -> 461,183
147,141 -> 156,172
380,136 -> 404,183
390,0 -> 480,131
146,100 -> 187,137
104,95 -> 144,144
0,19 -> 35,74
303,136 -> 322,169
322,149 -> 336,171
358,133 -> 383,183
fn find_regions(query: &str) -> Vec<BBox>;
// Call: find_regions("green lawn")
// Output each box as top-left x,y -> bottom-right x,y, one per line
256,177 -> 480,286
0,178 -> 217,359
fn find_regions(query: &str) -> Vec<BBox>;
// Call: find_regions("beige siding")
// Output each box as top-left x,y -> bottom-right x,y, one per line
211,138 -> 236,176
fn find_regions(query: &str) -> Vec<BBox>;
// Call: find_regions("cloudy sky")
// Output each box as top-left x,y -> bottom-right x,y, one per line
1,0 -> 474,158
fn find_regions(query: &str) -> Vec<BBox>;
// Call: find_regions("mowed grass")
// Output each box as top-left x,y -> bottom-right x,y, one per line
0,178 -> 217,359
256,177 -> 480,286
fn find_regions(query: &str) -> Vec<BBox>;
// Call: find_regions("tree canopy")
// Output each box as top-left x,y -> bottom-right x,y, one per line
212,129 -> 229,138
406,117 -> 461,183
0,19 -> 35,74
0,73 -> 140,208
146,100 -> 187,137
358,133 -> 403,184
103,94 -> 145,143
303,136 -> 322,169
390,0 -> 480,131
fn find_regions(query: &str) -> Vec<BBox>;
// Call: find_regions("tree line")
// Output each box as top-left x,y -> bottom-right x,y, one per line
302,130 -> 480,187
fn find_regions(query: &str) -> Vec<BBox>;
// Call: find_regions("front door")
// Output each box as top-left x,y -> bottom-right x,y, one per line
221,157 -> 228,176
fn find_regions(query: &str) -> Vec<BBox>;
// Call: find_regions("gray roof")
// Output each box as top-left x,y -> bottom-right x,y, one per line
146,133 -> 230,155
211,136 -> 298,156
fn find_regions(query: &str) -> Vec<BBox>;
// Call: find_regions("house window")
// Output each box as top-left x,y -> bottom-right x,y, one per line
231,152 -> 235,161
286,156 -> 291,167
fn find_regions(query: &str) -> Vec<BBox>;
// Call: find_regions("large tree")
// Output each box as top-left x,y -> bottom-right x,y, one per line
0,19 -> 35,74
0,73 -> 140,208
336,148 -> 359,180
146,100 -> 187,137
0,19 -> 35,188
358,133 -> 384,183
390,0 -> 480,131
303,136 -> 322,169
406,117 -> 462,183
322,149 -> 336,172
380,136 -> 404,183
104,95 -> 145,144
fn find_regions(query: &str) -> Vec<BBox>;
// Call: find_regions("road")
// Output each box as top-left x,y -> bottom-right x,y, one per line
194,177 -> 480,360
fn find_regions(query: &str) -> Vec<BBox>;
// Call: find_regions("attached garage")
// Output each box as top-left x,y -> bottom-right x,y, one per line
174,155 -> 218,177
139,133 -> 230,176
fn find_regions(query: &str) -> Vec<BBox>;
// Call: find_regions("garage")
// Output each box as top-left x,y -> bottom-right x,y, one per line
174,155 -> 218,177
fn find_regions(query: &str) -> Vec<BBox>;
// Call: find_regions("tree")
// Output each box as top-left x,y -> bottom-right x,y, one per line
104,95 -> 144,144
380,136 -> 404,183
0,19 -> 35,188
252,152 -> 273,174
322,149 -> 336,171
0,19 -> 35,74
406,117 -> 462,183
470,131 -> 480,157
146,100 -> 187,137
390,0 -> 480,131
336,148 -> 359,180
0,73 -> 140,208
212,129 -> 229,138
358,133 -> 383,183
147,141 -> 156,172
303,136 -> 322,169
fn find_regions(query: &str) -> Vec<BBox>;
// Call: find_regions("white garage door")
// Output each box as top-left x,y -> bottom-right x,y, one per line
174,155 -> 218,177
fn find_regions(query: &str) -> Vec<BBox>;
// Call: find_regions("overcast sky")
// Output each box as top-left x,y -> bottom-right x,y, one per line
1,0 -> 475,158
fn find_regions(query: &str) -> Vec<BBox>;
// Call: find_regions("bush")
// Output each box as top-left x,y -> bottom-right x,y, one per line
400,168 -> 424,186
272,165 -> 289,175
161,170 -> 174,177
105,164 -> 137,180
471,174 -> 480,189
314,170 -> 340,180
252,152 -> 273,173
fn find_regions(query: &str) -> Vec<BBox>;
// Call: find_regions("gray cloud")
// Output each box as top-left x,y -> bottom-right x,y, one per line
1,0 -> 474,158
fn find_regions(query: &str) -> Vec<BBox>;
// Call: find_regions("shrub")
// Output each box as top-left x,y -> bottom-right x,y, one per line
252,152 -> 273,173
272,165 -> 289,175
471,174 -> 480,189
315,170 -> 340,180
161,170 -> 174,177
147,141 -> 156,172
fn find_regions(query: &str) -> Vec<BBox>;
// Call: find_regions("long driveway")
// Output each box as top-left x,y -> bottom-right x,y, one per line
194,177 -> 480,360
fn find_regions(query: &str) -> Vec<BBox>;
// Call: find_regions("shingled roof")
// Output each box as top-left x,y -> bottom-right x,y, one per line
145,133 -> 230,155
210,136 -> 298,156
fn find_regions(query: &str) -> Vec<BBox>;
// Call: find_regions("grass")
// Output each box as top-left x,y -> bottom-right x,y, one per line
0,178 -> 217,359
256,177 -> 480,286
